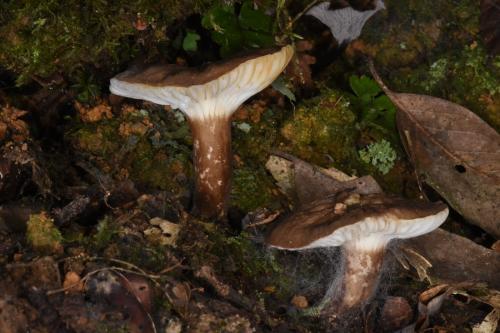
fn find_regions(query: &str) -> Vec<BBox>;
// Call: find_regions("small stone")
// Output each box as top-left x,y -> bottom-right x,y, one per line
291,295 -> 309,309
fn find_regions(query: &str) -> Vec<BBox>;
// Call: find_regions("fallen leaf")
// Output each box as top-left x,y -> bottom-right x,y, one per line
148,217 -> 181,246
75,100 -> 113,123
116,273 -> 153,313
370,62 -> 500,238
0,106 -> 29,142
170,282 -> 191,317
473,309 -> 500,333
403,229 -> 500,290
265,153 -> 382,204
284,40 -> 316,91
86,270 -> 155,333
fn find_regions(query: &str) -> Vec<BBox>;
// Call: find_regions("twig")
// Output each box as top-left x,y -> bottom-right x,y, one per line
289,0 -> 321,29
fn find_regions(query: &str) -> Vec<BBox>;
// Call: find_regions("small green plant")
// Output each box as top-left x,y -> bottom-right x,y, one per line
182,31 -> 201,52
359,139 -> 397,175
349,75 -> 397,137
93,217 -> 117,250
26,212 -> 63,254
201,1 -> 275,56
72,71 -> 101,103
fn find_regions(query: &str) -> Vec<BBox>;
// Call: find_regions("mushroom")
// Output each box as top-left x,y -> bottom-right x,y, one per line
110,46 -> 294,219
265,192 -> 448,315
307,1 -> 385,46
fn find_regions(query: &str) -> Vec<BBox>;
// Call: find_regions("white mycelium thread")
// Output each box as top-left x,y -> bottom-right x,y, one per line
307,0 -> 385,45
110,45 -> 293,121
281,206 -> 449,251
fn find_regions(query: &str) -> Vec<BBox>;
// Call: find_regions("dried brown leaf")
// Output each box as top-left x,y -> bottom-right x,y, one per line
266,153 -> 382,205
370,63 -> 500,237
404,229 -> 500,289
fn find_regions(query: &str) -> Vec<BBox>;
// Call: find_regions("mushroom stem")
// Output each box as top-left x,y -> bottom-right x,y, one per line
326,240 -> 386,316
189,116 -> 232,219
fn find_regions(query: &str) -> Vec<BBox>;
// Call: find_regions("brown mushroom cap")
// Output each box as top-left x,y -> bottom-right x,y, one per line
265,193 -> 449,250
110,45 -> 294,120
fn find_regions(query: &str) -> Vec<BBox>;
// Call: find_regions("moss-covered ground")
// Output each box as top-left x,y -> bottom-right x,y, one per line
0,0 -> 497,332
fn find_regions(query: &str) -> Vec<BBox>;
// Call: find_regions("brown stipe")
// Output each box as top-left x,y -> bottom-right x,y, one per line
189,116 -> 231,218
110,45 -> 294,220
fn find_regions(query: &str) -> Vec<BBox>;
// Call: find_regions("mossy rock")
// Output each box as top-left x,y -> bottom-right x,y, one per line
281,88 -> 359,171
230,166 -> 277,212
0,0 -> 217,91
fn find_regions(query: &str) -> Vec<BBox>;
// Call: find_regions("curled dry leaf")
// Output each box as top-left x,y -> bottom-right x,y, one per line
473,309 -> 500,333
0,106 -> 29,142
170,282 -> 191,317
284,40 -> 316,90
74,100 -> 113,123
265,153 -> 382,205
370,63 -> 500,238
86,270 -> 155,333
403,228 -> 500,289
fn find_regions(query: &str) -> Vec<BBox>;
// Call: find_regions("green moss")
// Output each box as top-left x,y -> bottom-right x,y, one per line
68,109 -> 192,194
358,0 -> 499,130
71,120 -> 121,157
128,137 -> 191,192
281,88 -> 359,171
92,217 -> 118,250
26,212 -> 63,254
181,223 -> 292,297
392,45 -> 500,131
232,108 -> 285,164
0,0 -> 215,88
230,167 -> 275,212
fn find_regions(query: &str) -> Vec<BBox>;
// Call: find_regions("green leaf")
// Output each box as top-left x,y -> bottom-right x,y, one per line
201,4 -> 235,31
239,1 -> 272,32
349,75 -> 381,98
182,31 -> 200,52
373,95 -> 396,130
272,76 -> 296,102
241,29 -> 274,48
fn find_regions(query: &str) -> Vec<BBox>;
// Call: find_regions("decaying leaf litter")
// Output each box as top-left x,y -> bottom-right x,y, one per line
0,0 -> 499,332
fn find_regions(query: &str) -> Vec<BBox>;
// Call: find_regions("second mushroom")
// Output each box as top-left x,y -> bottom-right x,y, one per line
265,192 -> 449,318
110,46 -> 294,219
